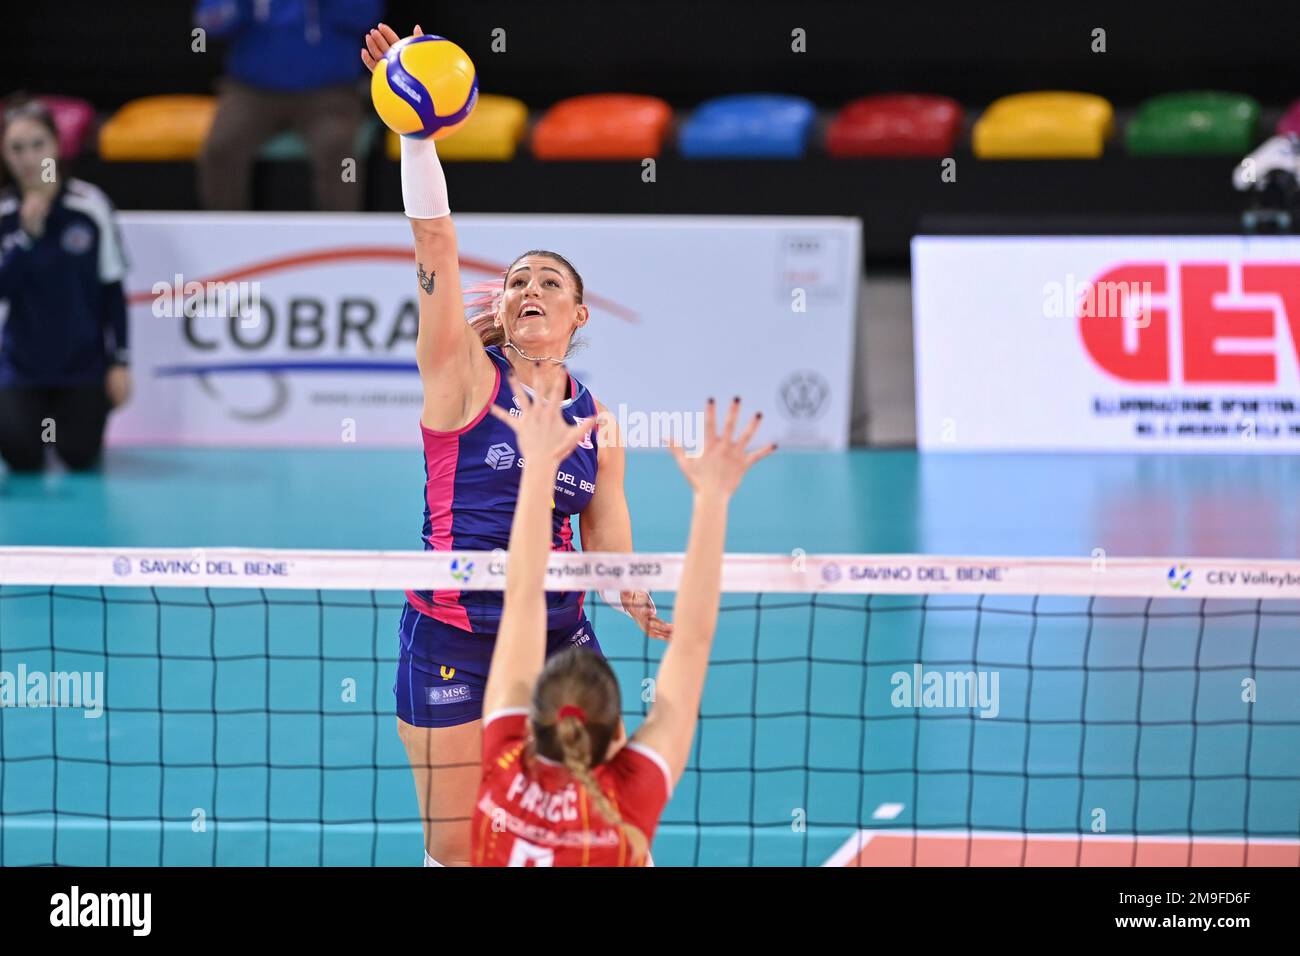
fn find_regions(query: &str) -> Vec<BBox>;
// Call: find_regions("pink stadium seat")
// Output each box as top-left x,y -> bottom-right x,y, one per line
1277,98 -> 1300,137
37,95 -> 97,159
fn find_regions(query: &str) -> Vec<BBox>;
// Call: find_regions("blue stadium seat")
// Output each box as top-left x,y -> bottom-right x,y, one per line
679,94 -> 816,158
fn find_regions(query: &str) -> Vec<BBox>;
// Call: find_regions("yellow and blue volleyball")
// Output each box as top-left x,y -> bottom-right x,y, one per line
371,35 -> 478,140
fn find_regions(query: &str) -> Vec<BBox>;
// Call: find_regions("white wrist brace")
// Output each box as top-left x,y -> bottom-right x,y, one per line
400,136 -> 451,220
601,589 -> 656,619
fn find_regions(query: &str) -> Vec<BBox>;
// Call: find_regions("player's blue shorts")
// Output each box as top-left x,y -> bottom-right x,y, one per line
394,601 -> 603,728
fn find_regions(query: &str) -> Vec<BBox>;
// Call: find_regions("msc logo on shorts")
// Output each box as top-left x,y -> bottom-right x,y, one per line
426,683 -> 472,706
485,442 -> 516,470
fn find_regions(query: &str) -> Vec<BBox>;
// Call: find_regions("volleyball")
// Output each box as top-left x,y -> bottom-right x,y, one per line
370,34 -> 478,140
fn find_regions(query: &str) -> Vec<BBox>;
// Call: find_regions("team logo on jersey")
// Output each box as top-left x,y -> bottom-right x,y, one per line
61,223 -> 94,256
573,417 -> 595,449
426,683 -> 471,706
439,665 -> 456,680
485,442 -> 516,470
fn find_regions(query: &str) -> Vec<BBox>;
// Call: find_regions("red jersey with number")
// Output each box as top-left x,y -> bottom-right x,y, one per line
471,708 -> 673,867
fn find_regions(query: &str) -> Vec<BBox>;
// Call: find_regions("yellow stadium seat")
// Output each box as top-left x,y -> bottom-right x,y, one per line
385,94 -> 529,161
972,91 -> 1114,159
98,95 -> 218,161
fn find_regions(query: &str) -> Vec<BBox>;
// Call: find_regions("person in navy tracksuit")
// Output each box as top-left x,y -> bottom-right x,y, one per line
0,98 -> 130,472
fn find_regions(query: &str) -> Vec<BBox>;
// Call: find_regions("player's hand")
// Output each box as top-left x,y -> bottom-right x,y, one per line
361,22 -> 424,73
105,366 -> 132,409
488,363 -> 587,468
670,397 -> 775,498
20,191 -> 53,239
621,590 -> 673,641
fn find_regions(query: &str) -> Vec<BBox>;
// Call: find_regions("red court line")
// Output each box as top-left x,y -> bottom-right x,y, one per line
826,830 -> 1300,867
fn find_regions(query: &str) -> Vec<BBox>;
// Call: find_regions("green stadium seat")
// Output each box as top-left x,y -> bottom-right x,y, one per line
1126,92 -> 1260,155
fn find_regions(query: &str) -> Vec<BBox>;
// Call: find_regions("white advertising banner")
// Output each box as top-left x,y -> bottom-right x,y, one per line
108,213 -> 859,449
912,235 -> 1300,452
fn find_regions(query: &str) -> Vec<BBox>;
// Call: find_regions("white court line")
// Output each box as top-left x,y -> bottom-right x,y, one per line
822,827 -> 1300,866
872,802 -> 905,820
822,830 -> 875,867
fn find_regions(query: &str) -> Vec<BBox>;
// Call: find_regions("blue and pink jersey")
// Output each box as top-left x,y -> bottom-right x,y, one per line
405,345 -> 600,636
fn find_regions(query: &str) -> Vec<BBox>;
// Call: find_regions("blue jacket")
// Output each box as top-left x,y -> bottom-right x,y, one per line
0,180 -> 129,388
195,0 -> 383,92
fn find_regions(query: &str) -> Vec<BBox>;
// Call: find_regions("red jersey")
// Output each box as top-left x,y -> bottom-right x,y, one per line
471,708 -> 673,866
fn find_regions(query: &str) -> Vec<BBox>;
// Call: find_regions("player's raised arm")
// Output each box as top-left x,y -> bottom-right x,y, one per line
632,399 -> 775,786
361,23 -> 490,428
481,364 -> 589,716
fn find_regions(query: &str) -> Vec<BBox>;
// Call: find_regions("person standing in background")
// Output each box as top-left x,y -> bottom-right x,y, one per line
0,98 -> 130,473
196,0 -> 384,211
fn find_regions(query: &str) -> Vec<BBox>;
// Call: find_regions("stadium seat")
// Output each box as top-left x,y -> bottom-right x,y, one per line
1126,91 -> 1260,155
37,95 -> 96,160
1273,97 -> 1300,137
98,95 -> 217,161
385,94 -> 530,161
678,94 -> 816,158
531,94 -> 672,160
972,91 -> 1113,159
260,117 -> 381,161
826,94 -> 962,157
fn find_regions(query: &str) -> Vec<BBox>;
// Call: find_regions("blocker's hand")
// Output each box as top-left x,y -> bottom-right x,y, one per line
622,590 -> 673,641
488,363 -> 588,469
361,22 -> 424,73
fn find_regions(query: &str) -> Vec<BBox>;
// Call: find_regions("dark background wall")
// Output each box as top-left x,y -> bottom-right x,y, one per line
4,0 -> 1299,111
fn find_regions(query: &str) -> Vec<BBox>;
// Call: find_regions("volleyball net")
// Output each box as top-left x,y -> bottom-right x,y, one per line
1,547 -> 1298,866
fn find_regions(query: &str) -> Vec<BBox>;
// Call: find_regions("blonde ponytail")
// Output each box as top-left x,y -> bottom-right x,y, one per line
556,715 -> 649,865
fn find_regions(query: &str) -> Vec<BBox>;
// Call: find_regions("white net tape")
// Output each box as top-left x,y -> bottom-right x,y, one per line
3,547 -> 1300,599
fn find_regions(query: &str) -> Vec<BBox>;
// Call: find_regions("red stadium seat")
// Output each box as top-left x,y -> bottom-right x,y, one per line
826,94 -> 962,157
531,94 -> 673,160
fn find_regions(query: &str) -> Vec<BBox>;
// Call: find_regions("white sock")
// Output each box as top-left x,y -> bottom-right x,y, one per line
424,850 -> 444,867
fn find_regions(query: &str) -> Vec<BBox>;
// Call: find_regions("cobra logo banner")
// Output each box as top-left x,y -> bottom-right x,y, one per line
107,213 -> 858,449
912,235 -> 1300,452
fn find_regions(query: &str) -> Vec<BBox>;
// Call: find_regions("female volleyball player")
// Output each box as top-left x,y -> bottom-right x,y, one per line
360,23 -> 671,867
474,377 -> 773,866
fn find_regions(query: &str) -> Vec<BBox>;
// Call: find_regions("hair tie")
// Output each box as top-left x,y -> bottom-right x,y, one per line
557,704 -> 587,724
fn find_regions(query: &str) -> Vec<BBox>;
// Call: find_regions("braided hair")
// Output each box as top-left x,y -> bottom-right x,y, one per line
530,647 -> 648,864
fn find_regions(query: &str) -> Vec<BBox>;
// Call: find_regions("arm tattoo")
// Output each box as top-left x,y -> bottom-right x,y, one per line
417,262 -> 435,295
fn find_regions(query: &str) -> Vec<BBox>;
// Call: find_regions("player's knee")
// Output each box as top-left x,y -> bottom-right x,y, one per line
425,828 -> 472,867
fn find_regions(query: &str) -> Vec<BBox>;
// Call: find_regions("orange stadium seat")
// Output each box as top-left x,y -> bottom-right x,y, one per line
386,94 -> 530,161
530,94 -> 673,160
972,91 -> 1113,159
98,95 -> 218,161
